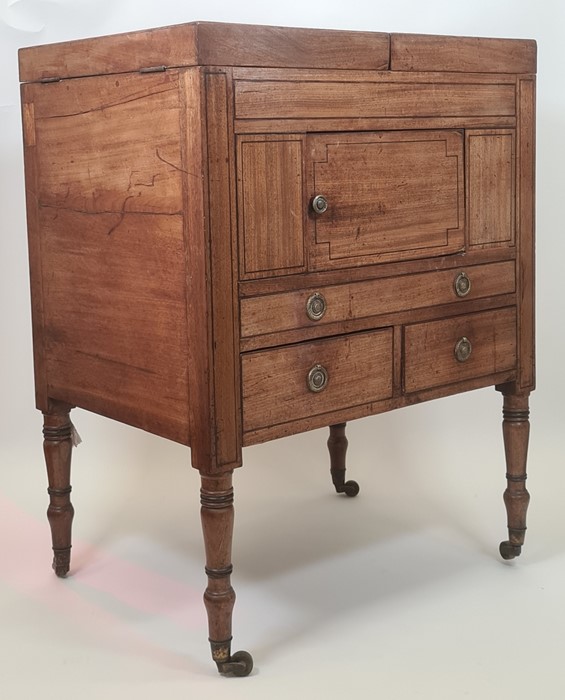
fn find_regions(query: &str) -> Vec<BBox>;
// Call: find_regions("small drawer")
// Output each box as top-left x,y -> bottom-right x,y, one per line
242,329 -> 393,432
241,261 -> 515,338
404,307 -> 517,393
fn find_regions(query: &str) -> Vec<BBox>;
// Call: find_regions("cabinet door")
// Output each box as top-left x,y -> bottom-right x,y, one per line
307,130 -> 465,270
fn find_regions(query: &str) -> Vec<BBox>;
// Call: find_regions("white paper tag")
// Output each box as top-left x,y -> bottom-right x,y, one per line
70,421 -> 82,448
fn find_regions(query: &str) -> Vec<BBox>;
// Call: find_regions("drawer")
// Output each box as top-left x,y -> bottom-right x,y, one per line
242,329 -> 393,432
241,260 -> 515,338
235,80 -> 516,120
404,307 -> 517,393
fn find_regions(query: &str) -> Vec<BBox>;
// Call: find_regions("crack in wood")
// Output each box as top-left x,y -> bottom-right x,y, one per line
37,84 -> 177,120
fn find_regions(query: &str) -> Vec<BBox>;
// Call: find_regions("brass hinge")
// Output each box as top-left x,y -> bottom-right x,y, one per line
139,65 -> 167,74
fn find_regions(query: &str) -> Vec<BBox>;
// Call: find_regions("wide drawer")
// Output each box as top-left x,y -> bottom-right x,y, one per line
242,329 -> 393,432
235,80 -> 515,120
404,307 -> 517,393
241,260 -> 515,338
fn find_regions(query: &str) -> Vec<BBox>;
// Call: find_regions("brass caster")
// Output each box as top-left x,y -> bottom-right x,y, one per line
52,549 -> 71,577
499,541 -> 522,560
336,479 -> 360,498
216,650 -> 254,677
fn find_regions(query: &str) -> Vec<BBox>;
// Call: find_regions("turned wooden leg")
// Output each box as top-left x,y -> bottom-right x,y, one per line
327,423 -> 359,497
499,390 -> 531,560
200,472 -> 253,677
43,402 -> 75,577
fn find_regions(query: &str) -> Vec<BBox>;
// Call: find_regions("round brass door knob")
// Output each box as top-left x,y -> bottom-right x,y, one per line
454,336 -> 472,362
311,194 -> 328,214
307,364 -> 329,392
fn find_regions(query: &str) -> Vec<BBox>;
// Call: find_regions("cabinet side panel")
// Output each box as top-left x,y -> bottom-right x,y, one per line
516,78 -> 536,390
28,71 -> 190,443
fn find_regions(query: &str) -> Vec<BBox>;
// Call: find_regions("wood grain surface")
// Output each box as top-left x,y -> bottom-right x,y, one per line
391,34 -> 536,74
24,70 -> 190,443
241,261 -> 516,338
242,330 -> 393,432
404,307 -> 517,393
308,130 -> 464,269
467,129 -> 515,247
237,136 -> 305,278
19,22 -> 390,82
235,80 -> 516,120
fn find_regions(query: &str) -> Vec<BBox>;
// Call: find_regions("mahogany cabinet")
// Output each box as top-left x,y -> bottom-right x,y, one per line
19,22 -> 536,676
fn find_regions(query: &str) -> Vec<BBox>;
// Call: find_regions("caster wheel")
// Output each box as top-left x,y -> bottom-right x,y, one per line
217,650 -> 254,677
499,541 -> 521,560
343,480 -> 360,498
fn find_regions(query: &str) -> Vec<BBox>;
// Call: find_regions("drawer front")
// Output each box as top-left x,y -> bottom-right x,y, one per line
308,131 -> 465,269
242,329 -> 393,432
235,80 -> 516,120
241,260 -> 515,338
404,307 -> 517,393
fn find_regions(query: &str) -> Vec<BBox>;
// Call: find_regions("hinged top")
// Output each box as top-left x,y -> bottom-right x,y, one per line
18,21 -> 536,83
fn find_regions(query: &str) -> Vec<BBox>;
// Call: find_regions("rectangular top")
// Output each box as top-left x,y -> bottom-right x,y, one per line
18,21 -> 536,83
390,33 -> 537,74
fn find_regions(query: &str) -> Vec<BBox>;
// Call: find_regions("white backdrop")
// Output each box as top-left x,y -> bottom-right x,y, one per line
1,1 -> 564,697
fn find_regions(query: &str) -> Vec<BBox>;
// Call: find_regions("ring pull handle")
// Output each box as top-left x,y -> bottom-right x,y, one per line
454,337 -> 472,362
307,364 -> 329,392
454,272 -> 471,298
306,292 -> 327,321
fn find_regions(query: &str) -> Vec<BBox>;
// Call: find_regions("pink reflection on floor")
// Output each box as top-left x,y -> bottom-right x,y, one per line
72,540 -> 203,628
0,493 -> 206,670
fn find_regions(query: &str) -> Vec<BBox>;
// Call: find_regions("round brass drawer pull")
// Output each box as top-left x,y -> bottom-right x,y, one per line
306,292 -> 327,321
454,271 -> 471,298
454,336 -> 473,362
311,194 -> 328,214
307,364 -> 329,392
